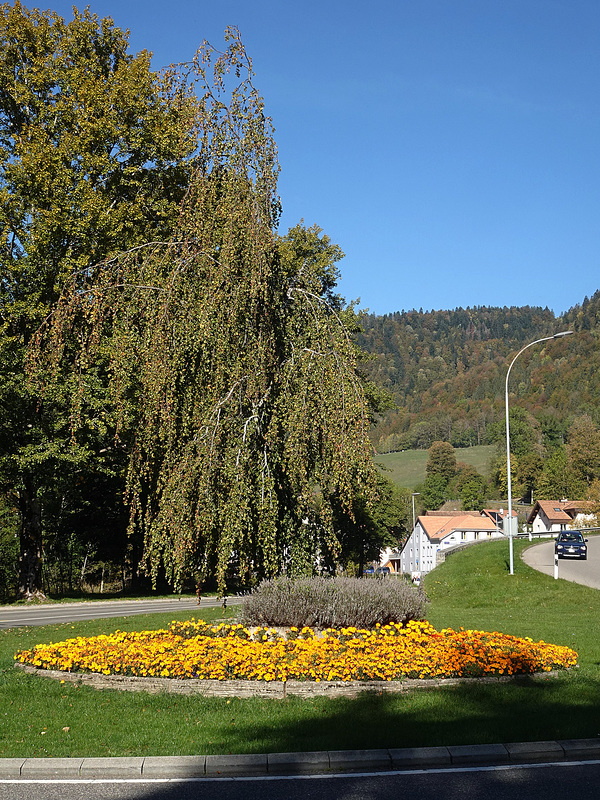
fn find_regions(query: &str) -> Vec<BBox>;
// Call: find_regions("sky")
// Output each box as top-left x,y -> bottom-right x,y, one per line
46,0 -> 600,317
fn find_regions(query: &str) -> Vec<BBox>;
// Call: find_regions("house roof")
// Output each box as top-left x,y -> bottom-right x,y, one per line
424,510 -> 481,517
482,508 -> 517,522
417,514 -> 498,542
563,500 -> 593,512
527,499 -> 593,524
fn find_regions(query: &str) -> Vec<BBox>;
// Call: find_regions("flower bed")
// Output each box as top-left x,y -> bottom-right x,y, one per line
14,619 -> 577,682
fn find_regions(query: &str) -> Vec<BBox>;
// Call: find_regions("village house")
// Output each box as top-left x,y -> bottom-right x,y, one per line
526,500 -> 595,534
381,509 -> 513,579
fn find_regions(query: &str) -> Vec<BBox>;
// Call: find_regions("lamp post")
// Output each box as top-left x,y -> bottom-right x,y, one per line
505,331 -> 573,574
411,492 -> 420,531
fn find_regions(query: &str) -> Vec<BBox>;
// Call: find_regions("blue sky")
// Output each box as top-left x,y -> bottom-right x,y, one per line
48,0 -> 599,316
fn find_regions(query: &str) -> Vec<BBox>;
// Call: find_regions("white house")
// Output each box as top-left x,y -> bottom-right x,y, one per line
382,509 -> 511,579
526,500 -> 595,534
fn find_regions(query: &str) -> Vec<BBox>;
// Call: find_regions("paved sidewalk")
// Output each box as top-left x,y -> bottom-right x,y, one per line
2,739 -> 600,779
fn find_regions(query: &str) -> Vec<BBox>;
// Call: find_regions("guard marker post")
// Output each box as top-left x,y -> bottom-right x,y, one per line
554,553 -> 559,580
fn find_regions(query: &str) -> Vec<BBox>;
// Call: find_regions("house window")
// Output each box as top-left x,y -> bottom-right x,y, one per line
460,532 -> 466,540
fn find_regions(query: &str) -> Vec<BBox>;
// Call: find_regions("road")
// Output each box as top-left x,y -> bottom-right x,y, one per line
0,596 -> 242,630
1,762 -> 600,800
522,534 -> 600,589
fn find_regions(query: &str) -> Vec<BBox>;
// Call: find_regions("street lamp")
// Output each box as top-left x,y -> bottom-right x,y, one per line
411,492 -> 420,531
505,331 -> 573,574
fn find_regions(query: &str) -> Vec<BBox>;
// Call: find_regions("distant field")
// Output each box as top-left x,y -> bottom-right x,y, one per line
374,444 -> 496,489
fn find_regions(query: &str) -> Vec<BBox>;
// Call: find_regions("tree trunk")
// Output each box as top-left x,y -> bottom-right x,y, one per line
358,543 -> 365,579
79,551 -> 89,589
18,478 -> 46,600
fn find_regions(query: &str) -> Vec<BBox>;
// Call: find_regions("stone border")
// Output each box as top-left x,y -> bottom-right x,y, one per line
14,661 -> 563,698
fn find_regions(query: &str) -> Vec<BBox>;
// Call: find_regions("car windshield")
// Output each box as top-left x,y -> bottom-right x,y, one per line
560,532 -> 584,542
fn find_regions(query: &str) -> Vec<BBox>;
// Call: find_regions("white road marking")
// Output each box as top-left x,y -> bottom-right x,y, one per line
2,759 -> 600,783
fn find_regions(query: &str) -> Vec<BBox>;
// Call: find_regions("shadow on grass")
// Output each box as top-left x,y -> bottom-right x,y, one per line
211,675 -> 600,754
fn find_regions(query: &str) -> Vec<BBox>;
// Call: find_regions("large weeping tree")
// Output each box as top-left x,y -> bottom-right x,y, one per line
34,29 -> 378,591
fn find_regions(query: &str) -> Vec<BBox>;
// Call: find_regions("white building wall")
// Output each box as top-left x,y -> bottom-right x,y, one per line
399,526 -> 419,574
532,516 -> 547,534
535,510 -> 567,533
397,521 -> 505,578
399,522 -> 433,575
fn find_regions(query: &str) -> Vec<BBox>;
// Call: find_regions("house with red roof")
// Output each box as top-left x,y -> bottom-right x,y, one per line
382,509 -> 513,578
526,500 -> 594,534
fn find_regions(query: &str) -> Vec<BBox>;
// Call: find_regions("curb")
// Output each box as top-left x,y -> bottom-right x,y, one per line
1,739 -> 600,779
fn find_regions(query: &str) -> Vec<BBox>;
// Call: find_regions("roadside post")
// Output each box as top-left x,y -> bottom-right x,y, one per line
554,553 -> 559,580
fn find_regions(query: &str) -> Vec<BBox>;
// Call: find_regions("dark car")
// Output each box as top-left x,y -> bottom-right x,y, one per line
555,530 -> 588,560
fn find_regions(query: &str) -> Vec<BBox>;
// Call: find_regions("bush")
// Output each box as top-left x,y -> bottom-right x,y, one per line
241,576 -> 427,629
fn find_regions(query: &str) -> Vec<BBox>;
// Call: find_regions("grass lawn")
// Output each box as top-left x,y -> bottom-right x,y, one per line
1,540 -> 599,758
374,444 -> 495,489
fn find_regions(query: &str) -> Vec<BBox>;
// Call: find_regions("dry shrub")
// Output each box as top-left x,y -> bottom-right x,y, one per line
241,576 -> 427,629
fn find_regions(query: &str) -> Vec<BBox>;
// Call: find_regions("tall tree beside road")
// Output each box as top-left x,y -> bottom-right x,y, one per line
35,30 -> 378,592
566,415 -> 600,494
418,441 -> 457,509
0,2 -> 195,597
535,447 -> 572,501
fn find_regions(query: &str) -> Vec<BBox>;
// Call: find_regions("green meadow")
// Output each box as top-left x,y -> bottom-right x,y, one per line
374,444 -> 495,489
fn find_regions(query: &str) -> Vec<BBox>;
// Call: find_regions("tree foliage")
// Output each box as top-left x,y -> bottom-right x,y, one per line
535,447 -> 571,501
35,29 -> 378,592
420,473 -> 447,511
360,293 -> 600,457
426,441 -> 457,482
333,474 -> 411,575
566,415 -> 600,492
0,2 -> 195,596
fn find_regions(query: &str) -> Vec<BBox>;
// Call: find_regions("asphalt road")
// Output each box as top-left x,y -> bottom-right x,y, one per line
522,534 -> 600,589
0,596 -> 242,630
2,762 -> 600,800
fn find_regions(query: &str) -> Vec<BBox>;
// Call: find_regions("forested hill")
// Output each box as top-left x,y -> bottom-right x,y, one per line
358,290 -> 600,453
